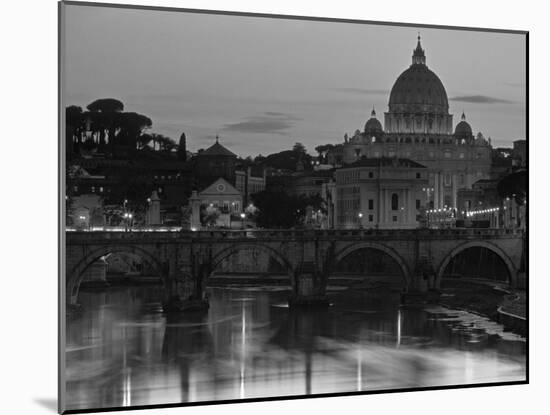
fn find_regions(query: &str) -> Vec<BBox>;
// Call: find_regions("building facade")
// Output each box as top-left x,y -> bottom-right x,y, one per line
189,178 -> 243,229
332,158 -> 428,229
339,37 -> 492,211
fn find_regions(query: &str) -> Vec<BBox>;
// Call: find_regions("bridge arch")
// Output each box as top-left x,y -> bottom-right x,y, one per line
209,243 -> 295,287
333,242 -> 411,288
436,240 -> 517,287
67,244 -> 163,305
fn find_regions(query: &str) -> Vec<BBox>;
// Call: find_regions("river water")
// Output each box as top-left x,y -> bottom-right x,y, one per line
65,283 -> 526,411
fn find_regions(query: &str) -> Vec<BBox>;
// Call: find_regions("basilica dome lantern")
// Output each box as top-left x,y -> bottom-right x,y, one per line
384,36 -> 453,135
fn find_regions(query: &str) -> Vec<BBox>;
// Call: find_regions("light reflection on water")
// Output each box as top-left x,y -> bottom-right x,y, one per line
65,285 -> 526,411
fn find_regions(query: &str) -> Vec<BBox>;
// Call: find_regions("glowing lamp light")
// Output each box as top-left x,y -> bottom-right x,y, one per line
358,212 -> 363,218
240,213 -> 246,219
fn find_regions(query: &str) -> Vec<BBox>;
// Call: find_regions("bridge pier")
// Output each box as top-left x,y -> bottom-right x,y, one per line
401,257 -> 440,304
288,261 -> 329,307
161,261 -> 209,313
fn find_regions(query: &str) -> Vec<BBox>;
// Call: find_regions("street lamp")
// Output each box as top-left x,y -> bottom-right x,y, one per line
358,212 -> 363,229
240,212 -> 246,230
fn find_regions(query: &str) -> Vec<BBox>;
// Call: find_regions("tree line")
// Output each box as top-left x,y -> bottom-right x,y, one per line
66,98 -> 186,161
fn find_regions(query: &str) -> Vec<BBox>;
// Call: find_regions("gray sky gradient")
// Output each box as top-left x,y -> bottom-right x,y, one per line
63,5 -> 526,157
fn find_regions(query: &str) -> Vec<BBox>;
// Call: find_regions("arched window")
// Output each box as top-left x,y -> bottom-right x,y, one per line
391,193 -> 399,211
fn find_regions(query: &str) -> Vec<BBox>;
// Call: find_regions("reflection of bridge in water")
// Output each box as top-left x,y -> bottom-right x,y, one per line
65,228 -> 525,310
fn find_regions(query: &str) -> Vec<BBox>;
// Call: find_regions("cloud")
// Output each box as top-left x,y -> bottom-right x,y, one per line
449,95 -> 514,104
333,87 -> 389,95
222,112 -> 301,135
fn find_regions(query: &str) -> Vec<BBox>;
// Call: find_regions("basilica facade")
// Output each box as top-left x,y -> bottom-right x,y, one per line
339,37 -> 492,211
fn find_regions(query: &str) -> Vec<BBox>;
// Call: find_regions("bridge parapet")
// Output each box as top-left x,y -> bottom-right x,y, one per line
66,228 -> 524,244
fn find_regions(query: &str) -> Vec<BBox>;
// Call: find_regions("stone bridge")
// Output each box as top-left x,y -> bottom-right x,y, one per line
65,228 -> 525,310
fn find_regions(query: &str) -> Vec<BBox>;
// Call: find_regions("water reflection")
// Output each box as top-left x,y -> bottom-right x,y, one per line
65,285 -> 526,411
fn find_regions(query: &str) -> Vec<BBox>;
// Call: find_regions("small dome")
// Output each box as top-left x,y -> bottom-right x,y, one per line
365,107 -> 383,134
454,113 -> 472,136
365,118 -> 382,133
365,108 -> 383,133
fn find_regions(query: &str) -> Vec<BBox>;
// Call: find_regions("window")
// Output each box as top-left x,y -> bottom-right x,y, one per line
459,152 -> 465,159
388,151 -> 396,157
91,186 -> 95,193
73,185 -> 78,192
416,199 -> 421,209
445,174 -> 452,186
374,151 -> 380,158
444,151 -> 451,159
368,199 -> 374,210
368,214 -> 374,222
391,193 -> 399,210
368,171 -> 374,178
429,151 -> 434,158
99,186 -> 104,193
459,174 -> 465,185
392,215 -> 398,222
416,172 -> 421,179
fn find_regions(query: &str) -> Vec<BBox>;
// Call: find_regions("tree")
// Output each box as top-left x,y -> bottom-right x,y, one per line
497,170 -> 527,205
315,144 -> 335,163
252,191 -> 325,228
136,133 -> 153,150
178,132 -> 187,161
117,112 -> 152,149
66,105 -> 85,156
261,150 -> 313,172
87,98 -> 124,113
86,98 -> 124,154
293,142 -> 307,154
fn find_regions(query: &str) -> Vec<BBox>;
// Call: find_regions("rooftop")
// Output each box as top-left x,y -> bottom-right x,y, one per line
341,157 -> 427,170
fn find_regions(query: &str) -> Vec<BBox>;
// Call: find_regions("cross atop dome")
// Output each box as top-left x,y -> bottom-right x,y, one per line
371,106 -> 376,118
461,111 -> 466,121
412,34 -> 426,65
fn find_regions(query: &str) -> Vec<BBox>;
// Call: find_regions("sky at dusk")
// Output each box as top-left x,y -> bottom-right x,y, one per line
62,4 -> 527,158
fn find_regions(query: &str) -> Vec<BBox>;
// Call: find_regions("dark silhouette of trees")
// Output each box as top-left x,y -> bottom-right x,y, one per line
86,98 -> 124,153
117,112 -> 152,148
260,149 -> 313,172
178,132 -> 187,161
315,144 -> 335,163
66,105 -> 85,157
66,98 -> 159,158
497,170 -> 527,205
292,142 -> 307,154
87,98 -> 124,113
252,190 -> 325,228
